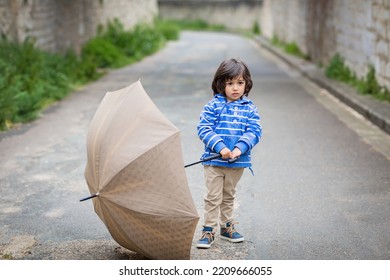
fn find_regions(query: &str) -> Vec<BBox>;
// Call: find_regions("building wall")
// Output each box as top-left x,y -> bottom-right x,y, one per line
260,0 -> 390,89
158,0 -> 263,30
0,0 -> 158,53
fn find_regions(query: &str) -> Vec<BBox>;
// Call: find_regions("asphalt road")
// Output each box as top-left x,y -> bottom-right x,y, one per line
0,31 -> 389,260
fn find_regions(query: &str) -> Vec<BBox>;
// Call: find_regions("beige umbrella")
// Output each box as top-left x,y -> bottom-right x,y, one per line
82,80 -> 199,260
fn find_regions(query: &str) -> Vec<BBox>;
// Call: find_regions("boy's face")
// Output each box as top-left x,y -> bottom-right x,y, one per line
225,76 -> 245,102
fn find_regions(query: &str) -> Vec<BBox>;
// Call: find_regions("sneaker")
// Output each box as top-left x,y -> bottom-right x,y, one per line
196,227 -> 215,249
220,222 -> 244,243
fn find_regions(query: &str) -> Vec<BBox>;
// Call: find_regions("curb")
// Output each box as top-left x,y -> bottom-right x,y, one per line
254,36 -> 390,135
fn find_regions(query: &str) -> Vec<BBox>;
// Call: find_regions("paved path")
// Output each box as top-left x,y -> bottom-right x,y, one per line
1,31 -> 389,260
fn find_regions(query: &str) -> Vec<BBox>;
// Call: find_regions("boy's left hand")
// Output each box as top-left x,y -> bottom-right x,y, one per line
230,147 -> 242,159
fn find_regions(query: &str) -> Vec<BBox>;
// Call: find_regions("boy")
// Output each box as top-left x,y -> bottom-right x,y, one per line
196,58 -> 262,248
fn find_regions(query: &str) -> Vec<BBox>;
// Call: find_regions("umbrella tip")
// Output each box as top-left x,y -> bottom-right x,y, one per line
79,193 -> 99,202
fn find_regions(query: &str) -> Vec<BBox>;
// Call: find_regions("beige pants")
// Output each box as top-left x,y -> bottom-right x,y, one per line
203,165 -> 244,229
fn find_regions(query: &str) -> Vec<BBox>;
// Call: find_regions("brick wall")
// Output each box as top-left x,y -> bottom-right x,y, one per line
0,0 -> 158,53
260,0 -> 390,89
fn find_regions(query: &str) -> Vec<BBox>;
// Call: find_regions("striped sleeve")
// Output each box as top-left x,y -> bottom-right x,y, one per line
235,105 -> 262,153
197,101 -> 227,153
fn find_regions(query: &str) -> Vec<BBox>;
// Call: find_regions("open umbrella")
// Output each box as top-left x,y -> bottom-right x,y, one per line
82,80 -> 199,259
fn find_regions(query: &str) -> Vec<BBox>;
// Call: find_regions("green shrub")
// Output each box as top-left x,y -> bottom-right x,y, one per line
64,50 -> 100,83
326,54 -> 390,102
271,36 -> 308,59
357,66 -> 380,95
252,22 -> 261,35
0,18 -> 178,130
284,42 -> 306,58
325,54 -> 354,82
101,19 -> 139,57
82,37 -> 130,68
271,35 -> 282,47
81,20 -> 166,67
166,19 -> 225,31
0,38 -> 76,128
357,66 -> 390,101
129,25 -> 165,57
155,19 -> 180,41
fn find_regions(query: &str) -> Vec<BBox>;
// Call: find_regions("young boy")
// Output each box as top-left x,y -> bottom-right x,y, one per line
196,58 -> 262,249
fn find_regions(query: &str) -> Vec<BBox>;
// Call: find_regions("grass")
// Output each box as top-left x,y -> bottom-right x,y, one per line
0,39 -> 87,128
270,35 -> 389,103
1,253 -> 13,260
162,18 -> 226,32
271,36 -> 309,60
326,54 -> 390,102
0,18 -> 180,131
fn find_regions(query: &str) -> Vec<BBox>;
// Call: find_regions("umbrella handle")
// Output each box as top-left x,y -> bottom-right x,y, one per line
184,154 -> 238,168
202,154 -> 222,162
79,193 -> 99,202
228,157 -> 238,163
184,154 -> 220,168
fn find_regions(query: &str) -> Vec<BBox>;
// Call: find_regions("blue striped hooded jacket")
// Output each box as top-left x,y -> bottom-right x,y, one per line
197,94 -> 262,168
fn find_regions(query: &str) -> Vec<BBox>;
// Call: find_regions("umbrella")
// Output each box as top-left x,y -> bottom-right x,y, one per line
82,80 -> 199,260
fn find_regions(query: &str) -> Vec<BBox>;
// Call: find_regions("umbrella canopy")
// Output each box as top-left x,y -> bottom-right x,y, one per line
84,80 -> 199,259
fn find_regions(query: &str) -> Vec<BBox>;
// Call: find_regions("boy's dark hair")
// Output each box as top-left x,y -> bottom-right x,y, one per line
211,58 -> 253,96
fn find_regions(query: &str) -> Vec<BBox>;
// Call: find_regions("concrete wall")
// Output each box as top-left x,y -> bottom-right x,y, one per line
260,0 -> 390,89
0,0 -> 158,53
158,0 -> 262,30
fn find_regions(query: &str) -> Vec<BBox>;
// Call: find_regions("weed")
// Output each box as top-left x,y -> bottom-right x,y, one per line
325,54 -> 354,82
155,19 -> 180,41
164,19 -> 225,31
0,38 -> 77,128
252,22 -> 261,35
326,54 -> 390,102
1,253 -> 13,260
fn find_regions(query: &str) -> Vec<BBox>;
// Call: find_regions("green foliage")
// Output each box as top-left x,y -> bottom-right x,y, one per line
155,19 -> 180,41
1,253 -> 13,260
0,18 -> 177,130
82,37 -> 130,68
271,35 -> 282,47
326,54 -> 390,102
81,20 -> 166,68
63,50 -> 100,83
271,36 -> 308,59
0,38 -> 80,129
325,54 -> 354,82
357,66 -> 381,95
166,19 -> 225,31
283,42 -> 306,58
127,25 -> 165,57
252,22 -> 261,35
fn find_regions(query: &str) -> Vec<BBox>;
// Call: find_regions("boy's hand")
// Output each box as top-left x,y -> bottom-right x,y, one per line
220,147 -> 231,159
230,147 -> 242,159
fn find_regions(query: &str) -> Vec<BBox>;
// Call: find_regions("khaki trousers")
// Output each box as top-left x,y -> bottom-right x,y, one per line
203,165 -> 244,229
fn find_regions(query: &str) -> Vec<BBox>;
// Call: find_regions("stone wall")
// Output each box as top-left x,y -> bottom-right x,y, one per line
0,0 -> 158,53
158,0 -> 262,30
260,0 -> 390,89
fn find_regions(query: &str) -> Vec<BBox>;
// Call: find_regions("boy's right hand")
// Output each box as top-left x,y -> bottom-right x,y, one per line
220,147 -> 231,159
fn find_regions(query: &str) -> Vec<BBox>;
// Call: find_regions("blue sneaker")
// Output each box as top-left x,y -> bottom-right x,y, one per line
196,227 -> 215,249
220,222 -> 244,243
